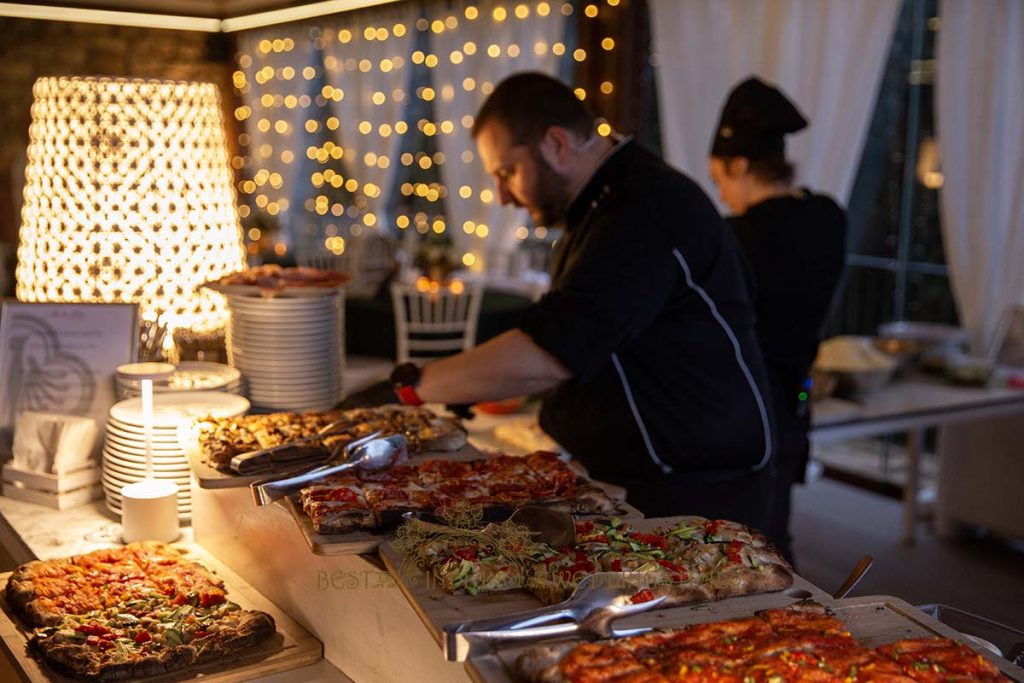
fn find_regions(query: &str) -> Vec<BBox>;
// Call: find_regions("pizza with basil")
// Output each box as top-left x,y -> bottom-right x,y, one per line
4,543 -> 275,681
516,601 -> 1010,682
300,451 -> 623,534
403,516 -> 793,605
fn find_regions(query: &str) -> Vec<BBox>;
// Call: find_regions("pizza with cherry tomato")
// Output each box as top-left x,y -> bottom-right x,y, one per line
4,542 -> 275,681
517,601 -> 1010,682
300,451 -> 623,534
406,516 -> 793,604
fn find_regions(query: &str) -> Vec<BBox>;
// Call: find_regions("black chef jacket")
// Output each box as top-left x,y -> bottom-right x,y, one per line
728,190 -> 846,407
520,141 -> 775,504
728,190 -> 845,558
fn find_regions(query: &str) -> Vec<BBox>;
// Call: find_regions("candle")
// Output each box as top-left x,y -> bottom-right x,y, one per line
141,377 -> 154,478
121,480 -> 180,543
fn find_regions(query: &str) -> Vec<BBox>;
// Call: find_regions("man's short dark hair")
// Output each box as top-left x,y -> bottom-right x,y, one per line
471,72 -> 596,145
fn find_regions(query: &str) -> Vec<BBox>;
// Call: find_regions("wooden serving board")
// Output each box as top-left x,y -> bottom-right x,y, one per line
284,478 -> 643,557
377,515 -> 831,649
465,595 -> 1024,683
0,543 -> 323,683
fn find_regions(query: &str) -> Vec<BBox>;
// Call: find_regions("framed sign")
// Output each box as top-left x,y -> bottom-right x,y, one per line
0,301 -> 138,458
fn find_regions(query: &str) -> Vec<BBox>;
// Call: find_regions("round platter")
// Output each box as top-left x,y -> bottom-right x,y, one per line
110,392 -> 250,428
105,420 -> 184,442
209,281 -> 345,299
102,440 -> 187,462
103,456 -> 189,479
226,296 -> 337,313
250,398 -> 336,411
104,430 -> 186,452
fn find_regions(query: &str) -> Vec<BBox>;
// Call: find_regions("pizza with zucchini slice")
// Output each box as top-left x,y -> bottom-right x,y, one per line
403,516 -> 794,605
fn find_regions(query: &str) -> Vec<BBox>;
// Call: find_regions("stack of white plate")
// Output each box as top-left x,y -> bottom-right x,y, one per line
102,391 -> 250,520
225,293 -> 345,412
116,362 -> 243,400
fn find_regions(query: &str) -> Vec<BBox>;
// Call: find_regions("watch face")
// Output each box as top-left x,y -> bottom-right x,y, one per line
391,362 -> 420,387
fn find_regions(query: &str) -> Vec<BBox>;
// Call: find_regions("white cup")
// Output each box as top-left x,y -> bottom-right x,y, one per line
120,480 -> 180,543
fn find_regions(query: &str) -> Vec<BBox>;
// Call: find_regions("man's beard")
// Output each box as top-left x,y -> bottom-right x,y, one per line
526,146 -> 573,227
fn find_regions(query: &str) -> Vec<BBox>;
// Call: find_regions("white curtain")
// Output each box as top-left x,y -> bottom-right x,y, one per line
649,0 -> 900,207
427,0 -> 566,263
321,2 -> 422,232
937,0 -> 1024,352
237,26 -> 323,241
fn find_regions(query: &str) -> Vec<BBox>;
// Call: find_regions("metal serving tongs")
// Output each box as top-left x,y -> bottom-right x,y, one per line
250,431 -> 407,506
230,417 -> 362,475
442,572 -> 668,662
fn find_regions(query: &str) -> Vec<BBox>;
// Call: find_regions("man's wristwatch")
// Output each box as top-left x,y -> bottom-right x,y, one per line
390,362 -> 424,406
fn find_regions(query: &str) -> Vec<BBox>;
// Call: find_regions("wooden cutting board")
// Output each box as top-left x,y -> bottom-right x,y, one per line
377,515 -> 832,649
464,595 -> 1024,683
284,478 -> 643,557
0,543 -> 323,683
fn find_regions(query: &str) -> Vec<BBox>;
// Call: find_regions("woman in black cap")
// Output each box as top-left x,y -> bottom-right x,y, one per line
709,76 -> 846,564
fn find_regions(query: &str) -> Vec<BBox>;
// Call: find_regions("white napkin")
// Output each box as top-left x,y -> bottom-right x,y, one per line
11,411 -> 99,473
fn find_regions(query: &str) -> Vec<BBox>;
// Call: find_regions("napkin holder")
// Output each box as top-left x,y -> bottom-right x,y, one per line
1,411 -> 101,509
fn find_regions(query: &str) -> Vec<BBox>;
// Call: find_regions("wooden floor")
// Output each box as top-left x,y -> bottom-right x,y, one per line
792,473 -> 1024,633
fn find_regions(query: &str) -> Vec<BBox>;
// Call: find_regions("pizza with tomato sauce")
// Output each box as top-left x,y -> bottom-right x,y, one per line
517,602 -> 1010,682
4,542 -> 275,681
405,516 -> 793,604
299,451 -> 623,535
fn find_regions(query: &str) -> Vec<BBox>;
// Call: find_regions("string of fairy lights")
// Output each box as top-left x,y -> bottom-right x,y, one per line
231,0 -> 620,270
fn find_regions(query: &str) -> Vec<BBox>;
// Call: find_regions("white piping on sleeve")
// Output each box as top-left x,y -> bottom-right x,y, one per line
611,352 -> 673,474
671,248 -> 773,470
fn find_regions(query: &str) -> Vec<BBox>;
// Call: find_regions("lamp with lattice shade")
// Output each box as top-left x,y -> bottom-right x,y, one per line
16,76 -> 246,340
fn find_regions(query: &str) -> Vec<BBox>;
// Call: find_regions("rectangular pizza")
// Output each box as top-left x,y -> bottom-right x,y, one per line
4,542 -> 276,681
298,451 -> 625,535
400,516 -> 794,605
516,601 -> 1011,682
195,405 -> 467,472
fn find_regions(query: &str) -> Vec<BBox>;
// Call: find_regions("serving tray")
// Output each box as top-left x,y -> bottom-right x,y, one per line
377,515 -> 829,650
0,543 -> 322,682
463,594 -> 1024,683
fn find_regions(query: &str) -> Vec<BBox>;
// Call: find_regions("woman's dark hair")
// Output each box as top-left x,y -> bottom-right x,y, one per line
471,72 -> 595,145
720,151 -> 796,185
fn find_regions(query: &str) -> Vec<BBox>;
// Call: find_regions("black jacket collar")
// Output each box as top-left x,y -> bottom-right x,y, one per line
564,138 -> 636,229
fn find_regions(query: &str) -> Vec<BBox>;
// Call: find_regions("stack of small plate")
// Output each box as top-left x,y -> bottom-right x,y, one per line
102,391 -> 250,520
116,361 -> 243,400
225,293 -> 345,412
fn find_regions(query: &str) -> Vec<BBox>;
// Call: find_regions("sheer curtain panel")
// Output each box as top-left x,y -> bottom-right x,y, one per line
428,0 -> 567,262
937,0 -> 1024,352
649,0 -> 900,207
321,2 -> 423,234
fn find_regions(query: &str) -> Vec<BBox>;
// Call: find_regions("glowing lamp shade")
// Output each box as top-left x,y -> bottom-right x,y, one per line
16,77 -> 246,334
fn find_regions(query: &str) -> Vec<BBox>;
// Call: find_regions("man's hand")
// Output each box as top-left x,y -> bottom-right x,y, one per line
417,329 -> 571,404
334,380 -> 398,410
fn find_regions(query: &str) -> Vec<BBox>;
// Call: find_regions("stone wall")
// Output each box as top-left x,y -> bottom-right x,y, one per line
0,18 -> 236,295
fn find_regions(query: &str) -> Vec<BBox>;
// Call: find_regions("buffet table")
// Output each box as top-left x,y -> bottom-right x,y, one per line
810,375 -> 1024,543
3,438 -> 1022,681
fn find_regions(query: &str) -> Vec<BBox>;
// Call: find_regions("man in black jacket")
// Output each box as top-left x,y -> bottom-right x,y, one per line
391,72 -> 776,528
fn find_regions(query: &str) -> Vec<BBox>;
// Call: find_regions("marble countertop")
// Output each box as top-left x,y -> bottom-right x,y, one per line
0,495 -> 194,565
